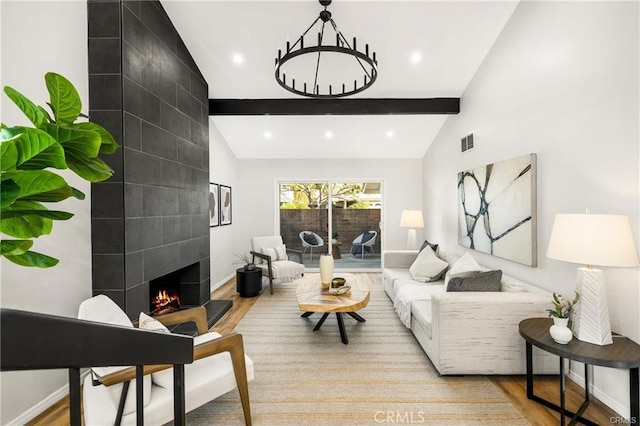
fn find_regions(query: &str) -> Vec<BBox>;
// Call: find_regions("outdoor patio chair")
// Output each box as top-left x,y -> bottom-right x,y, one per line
299,231 -> 324,261
350,231 -> 378,259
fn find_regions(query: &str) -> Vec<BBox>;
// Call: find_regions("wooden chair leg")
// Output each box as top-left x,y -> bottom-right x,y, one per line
226,335 -> 252,426
269,275 -> 274,295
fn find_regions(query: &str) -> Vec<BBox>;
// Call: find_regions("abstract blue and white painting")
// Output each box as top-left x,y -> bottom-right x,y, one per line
457,153 -> 537,266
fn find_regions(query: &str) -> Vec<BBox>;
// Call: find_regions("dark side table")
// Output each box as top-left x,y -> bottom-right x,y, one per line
519,318 -> 640,426
236,268 -> 262,297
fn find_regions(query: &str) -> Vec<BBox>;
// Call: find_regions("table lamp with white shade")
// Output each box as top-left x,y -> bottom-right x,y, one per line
400,210 -> 424,250
546,213 -> 639,345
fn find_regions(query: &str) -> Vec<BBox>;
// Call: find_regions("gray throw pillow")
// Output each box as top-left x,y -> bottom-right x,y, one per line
419,239 -> 439,254
446,270 -> 503,292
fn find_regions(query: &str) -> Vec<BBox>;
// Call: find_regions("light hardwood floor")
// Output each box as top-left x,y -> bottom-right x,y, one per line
28,273 -> 619,425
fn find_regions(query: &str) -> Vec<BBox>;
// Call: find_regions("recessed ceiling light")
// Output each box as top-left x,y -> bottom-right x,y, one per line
386,131 -> 394,138
410,52 -> 422,64
264,131 -> 272,139
232,53 -> 244,65
325,131 -> 333,139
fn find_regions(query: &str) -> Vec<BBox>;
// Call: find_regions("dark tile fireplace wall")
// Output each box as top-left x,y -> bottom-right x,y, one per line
88,0 -> 210,318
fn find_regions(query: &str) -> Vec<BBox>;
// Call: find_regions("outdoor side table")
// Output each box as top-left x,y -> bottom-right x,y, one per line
236,268 -> 262,297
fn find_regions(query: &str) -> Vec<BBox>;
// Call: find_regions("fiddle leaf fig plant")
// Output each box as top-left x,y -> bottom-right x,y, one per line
1,72 -> 118,268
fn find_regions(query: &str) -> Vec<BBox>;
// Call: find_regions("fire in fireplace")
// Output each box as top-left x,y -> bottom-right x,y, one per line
151,290 -> 181,316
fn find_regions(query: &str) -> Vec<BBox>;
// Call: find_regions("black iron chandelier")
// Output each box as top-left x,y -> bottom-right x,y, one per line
274,0 -> 378,99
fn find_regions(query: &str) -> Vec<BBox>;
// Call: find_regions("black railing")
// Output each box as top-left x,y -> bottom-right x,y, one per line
1,308 -> 194,426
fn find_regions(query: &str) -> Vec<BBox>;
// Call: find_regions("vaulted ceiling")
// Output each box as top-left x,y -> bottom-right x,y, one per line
162,0 -> 519,159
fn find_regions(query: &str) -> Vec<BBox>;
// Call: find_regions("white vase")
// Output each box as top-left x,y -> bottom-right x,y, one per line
549,317 -> 573,344
319,254 -> 334,285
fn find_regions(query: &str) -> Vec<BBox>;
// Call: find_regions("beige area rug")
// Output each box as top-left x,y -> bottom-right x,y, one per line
185,274 -> 529,425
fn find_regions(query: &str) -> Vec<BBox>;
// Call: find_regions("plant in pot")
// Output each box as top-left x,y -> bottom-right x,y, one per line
233,252 -> 256,271
1,72 -> 118,267
546,291 -> 580,344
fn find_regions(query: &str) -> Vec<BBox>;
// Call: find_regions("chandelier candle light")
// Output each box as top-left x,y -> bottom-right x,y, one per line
274,0 -> 378,98
546,213 -> 639,345
400,210 -> 425,250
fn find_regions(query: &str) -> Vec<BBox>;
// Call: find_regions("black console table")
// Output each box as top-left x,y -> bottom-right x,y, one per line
236,267 -> 263,297
519,318 -> 640,426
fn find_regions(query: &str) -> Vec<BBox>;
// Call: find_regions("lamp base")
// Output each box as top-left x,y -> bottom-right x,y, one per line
406,229 -> 417,250
572,267 -> 613,345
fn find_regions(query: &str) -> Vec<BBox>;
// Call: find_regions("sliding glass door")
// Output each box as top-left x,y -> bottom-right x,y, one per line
278,181 -> 382,270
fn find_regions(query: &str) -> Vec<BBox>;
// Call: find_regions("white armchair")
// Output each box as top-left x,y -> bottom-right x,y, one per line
251,236 -> 305,294
78,295 -> 254,425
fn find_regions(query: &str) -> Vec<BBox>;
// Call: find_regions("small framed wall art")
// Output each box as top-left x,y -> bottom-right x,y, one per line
220,185 -> 232,226
209,183 -> 219,227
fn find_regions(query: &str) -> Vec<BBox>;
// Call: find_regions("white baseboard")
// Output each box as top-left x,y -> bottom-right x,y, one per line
8,370 -> 90,426
567,369 -> 627,418
210,272 -> 235,293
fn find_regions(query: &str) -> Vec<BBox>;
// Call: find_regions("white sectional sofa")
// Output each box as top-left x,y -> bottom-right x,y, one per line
383,249 -> 559,375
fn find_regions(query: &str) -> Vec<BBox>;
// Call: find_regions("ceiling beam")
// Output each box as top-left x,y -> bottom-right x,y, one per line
208,98 -> 460,116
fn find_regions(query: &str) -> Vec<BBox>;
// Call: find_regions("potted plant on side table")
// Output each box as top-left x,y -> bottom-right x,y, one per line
546,292 -> 580,344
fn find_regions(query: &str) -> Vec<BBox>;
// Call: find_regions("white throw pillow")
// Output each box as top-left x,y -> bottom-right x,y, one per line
261,247 -> 278,260
139,312 -> 170,333
274,244 -> 288,261
444,252 -> 482,288
409,246 -> 449,283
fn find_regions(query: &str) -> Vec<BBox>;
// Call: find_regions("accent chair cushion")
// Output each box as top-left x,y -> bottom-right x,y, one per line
409,246 -> 448,282
77,295 -> 152,415
262,245 -> 288,261
152,332 -> 254,392
447,270 -> 503,292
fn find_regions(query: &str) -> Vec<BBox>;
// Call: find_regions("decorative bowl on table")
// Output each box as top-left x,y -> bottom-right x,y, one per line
331,277 -> 346,287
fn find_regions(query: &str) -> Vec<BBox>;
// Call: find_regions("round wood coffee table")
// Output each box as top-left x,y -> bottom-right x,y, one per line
295,273 -> 370,344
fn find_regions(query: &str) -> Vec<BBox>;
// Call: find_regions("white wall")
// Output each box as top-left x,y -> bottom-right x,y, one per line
209,120 -> 425,287
423,1 -> 639,417
0,1 -> 91,424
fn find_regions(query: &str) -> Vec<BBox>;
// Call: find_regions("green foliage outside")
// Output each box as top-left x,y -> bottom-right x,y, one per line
347,201 -> 371,209
280,183 -> 365,209
1,73 -> 118,268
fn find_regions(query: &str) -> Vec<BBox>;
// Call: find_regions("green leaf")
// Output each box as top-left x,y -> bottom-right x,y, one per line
45,72 -> 81,125
3,86 -> 47,128
1,126 -> 67,170
1,141 -> 18,172
10,169 -> 74,202
66,152 -> 115,182
0,179 -> 20,209
44,123 -> 101,158
71,187 -> 86,200
4,250 -> 59,268
0,239 -> 33,256
1,201 -> 53,238
0,209 -> 73,220
76,122 -> 119,154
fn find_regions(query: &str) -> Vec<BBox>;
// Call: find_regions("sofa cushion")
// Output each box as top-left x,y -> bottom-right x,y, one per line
409,246 -> 448,282
444,252 -> 482,286
394,280 -> 445,328
411,300 -> 433,339
447,270 -> 503,292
